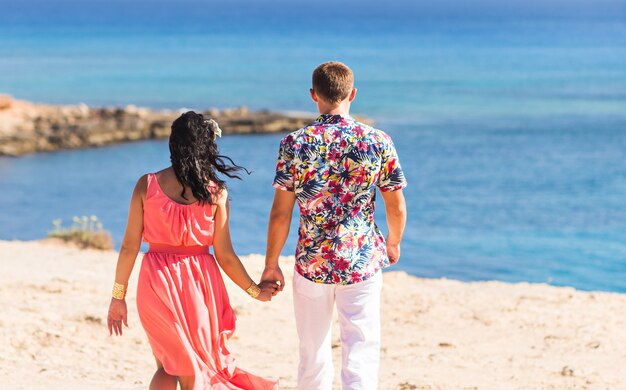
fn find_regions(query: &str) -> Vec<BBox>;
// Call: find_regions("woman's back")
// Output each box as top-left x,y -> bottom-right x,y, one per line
107,112 -> 278,390
142,170 -> 215,247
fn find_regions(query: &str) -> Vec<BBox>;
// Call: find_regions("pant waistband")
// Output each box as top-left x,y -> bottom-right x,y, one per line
147,243 -> 209,255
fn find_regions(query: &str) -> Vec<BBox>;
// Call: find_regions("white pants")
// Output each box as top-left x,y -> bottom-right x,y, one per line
293,271 -> 383,390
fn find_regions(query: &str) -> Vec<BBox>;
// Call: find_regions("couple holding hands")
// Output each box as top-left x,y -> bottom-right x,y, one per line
107,61 -> 407,390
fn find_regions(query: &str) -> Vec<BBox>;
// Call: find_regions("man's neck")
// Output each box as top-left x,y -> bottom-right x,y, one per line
318,101 -> 350,116
319,109 -> 349,116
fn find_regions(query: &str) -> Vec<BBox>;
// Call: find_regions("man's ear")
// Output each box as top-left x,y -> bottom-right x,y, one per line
310,88 -> 319,103
348,88 -> 357,102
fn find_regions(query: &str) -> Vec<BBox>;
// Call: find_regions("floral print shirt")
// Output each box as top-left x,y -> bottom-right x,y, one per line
273,114 -> 407,285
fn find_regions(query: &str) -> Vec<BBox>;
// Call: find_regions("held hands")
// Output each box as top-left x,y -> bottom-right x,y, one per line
261,265 -> 285,292
255,280 -> 280,302
107,297 -> 128,336
254,264 -> 285,302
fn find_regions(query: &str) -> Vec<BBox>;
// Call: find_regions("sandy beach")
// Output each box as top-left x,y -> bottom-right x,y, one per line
0,239 -> 624,389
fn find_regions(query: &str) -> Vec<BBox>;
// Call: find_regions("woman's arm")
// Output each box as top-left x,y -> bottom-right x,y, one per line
213,189 -> 277,301
107,175 -> 146,336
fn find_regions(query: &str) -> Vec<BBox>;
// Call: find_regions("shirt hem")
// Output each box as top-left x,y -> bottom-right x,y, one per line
294,264 -> 386,286
378,181 -> 408,192
272,182 -> 295,192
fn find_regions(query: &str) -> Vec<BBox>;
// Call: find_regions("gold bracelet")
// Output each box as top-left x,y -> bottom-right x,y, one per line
245,282 -> 261,299
112,282 -> 127,300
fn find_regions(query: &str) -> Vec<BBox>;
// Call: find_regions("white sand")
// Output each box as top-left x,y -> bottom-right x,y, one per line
0,239 -> 624,389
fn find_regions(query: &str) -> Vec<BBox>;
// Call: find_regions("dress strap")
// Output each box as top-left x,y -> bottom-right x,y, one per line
145,173 -> 158,198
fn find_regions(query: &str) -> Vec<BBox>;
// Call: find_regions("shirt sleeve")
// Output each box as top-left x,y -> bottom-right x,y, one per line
272,135 -> 296,192
377,136 -> 407,192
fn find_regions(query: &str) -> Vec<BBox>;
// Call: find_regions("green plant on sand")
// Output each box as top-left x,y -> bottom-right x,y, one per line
48,215 -> 113,250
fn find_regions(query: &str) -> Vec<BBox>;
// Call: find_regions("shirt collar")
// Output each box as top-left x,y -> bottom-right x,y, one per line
314,113 -> 354,125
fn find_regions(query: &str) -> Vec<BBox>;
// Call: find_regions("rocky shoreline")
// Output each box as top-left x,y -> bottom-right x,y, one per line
0,95 -> 322,156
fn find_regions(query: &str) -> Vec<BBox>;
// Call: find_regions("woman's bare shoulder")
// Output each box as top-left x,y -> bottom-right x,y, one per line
133,174 -> 150,197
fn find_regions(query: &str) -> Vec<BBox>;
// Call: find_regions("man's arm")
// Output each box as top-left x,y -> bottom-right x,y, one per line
380,189 -> 407,264
262,189 -> 296,290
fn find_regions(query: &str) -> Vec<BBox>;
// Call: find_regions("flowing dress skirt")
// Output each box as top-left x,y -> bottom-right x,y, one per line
136,249 -> 278,390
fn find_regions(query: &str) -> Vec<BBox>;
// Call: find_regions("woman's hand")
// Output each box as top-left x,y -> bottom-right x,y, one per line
107,297 -> 128,336
255,281 -> 280,302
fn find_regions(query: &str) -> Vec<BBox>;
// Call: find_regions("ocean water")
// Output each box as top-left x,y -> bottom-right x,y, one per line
1,1 -> 625,292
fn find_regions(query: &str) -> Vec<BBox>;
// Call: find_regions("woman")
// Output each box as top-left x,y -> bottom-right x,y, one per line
107,111 -> 279,390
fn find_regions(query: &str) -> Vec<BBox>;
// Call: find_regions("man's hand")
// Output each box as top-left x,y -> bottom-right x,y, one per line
261,265 -> 285,292
387,242 -> 401,265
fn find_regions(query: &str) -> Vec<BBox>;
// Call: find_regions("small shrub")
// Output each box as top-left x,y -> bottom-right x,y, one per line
48,215 -> 113,250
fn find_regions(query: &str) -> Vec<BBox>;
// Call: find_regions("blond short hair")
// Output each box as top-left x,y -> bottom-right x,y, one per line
312,61 -> 354,105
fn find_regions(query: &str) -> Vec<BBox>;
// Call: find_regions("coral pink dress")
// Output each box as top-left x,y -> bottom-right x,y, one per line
136,173 -> 278,390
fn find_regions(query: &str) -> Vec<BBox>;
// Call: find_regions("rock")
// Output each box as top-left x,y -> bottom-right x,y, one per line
561,366 -> 574,377
205,108 -> 220,118
77,103 -> 90,118
586,341 -> 600,349
124,104 -> 139,114
136,107 -> 150,119
0,95 -> 13,110
234,106 -> 249,116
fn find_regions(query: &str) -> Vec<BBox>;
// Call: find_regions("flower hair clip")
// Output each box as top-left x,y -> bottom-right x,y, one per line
204,119 -> 223,140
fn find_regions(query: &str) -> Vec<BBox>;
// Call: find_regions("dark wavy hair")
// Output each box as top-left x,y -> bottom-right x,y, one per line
169,111 -> 246,204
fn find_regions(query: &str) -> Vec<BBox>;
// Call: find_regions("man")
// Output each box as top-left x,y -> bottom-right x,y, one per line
262,61 -> 407,389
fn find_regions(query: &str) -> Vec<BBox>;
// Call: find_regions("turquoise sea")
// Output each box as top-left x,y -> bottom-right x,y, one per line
1,1 -> 626,292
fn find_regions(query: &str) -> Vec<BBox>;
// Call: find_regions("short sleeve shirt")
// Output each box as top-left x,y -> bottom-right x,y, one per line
273,114 -> 407,285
